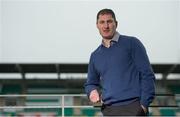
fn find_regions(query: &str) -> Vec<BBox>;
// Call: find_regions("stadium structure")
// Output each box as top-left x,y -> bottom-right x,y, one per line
0,63 -> 179,116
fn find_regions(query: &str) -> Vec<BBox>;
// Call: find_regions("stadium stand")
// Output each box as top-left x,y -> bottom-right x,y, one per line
0,63 -> 179,116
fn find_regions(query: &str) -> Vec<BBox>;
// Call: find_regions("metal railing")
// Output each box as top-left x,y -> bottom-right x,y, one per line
0,94 -> 96,117
0,94 -> 179,116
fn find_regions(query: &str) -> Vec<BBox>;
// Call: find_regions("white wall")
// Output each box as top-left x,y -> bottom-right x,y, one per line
0,0 -> 2,59
178,1 -> 180,62
1,0 -> 180,63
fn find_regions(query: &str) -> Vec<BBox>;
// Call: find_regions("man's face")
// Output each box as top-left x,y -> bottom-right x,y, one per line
96,14 -> 117,40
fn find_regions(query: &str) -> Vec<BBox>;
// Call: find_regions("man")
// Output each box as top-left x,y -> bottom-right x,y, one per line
84,8 -> 155,116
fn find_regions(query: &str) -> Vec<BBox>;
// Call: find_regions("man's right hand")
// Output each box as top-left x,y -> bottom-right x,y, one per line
89,89 -> 100,103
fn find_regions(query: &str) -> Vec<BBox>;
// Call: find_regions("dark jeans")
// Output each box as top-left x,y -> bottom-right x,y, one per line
101,100 -> 147,116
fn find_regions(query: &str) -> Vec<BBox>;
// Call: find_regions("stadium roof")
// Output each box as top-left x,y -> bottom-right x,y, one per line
0,63 -> 179,79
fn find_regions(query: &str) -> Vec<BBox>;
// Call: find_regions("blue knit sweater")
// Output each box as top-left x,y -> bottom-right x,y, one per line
84,35 -> 155,108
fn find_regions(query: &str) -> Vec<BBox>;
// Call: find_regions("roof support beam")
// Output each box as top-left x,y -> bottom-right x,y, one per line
55,64 -> 60,79
162,64 -> 178,80
15,64 -> 25,79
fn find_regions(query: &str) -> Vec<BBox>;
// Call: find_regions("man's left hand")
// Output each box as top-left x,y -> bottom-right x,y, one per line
141,105 -> 147,114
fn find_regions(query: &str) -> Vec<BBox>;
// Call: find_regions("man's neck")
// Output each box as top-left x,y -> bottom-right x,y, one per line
102,31 -> 120,48
102,39 -> 111,48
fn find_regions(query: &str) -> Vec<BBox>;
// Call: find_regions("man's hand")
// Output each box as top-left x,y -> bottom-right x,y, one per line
141,105 -> 147,114
89,89 -> 100,103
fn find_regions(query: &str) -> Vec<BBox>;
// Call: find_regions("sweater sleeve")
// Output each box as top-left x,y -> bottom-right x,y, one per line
84,53 -> 100,97
132,38 -> 155,108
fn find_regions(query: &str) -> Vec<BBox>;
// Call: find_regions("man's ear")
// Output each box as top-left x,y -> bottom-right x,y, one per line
116,21 -> 118,27
96,23 -> 99,29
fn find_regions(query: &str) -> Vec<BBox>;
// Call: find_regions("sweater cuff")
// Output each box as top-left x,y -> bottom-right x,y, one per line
140,100 -> 149,109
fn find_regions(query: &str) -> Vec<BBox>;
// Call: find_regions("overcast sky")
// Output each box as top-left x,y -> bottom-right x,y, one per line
0,0 -> 180,63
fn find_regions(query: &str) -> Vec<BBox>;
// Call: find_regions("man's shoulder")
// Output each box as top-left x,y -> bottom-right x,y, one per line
119,34 -> 142,45
91,45 -> 102,55
119,34 -> 138,42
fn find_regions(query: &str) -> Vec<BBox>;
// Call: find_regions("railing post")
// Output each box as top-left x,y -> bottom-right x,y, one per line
62,95 -> 64,117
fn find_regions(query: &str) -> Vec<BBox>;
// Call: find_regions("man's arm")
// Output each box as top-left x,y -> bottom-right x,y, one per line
132,38 -> 155,109
84,54 -> 100,102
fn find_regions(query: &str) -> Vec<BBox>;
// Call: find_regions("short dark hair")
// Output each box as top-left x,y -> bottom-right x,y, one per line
96,8 -> 117,22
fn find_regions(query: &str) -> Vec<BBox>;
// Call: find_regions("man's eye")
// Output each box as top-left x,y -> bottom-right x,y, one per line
99,21 -> 104,24
108,20 -> 113,23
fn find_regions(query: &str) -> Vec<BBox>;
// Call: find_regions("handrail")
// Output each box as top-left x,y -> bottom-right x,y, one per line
0,94 -> 86,97
0,94 -> 89,117
0,94 -> 179,117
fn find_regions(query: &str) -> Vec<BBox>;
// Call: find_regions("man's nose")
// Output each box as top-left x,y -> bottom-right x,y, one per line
104,22 -> 109,28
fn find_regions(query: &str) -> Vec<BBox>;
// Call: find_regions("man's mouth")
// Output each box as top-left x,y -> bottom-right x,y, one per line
103,30 -> 110,33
